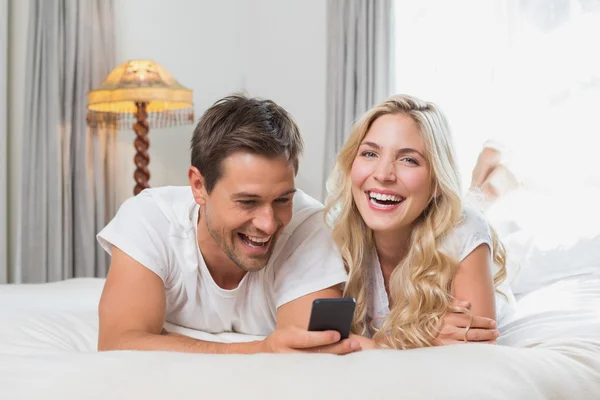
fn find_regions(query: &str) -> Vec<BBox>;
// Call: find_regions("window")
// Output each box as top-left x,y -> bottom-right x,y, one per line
393,0 -> 600,193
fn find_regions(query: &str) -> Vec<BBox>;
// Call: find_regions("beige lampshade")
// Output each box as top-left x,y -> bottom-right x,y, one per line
87,59 -> 194,128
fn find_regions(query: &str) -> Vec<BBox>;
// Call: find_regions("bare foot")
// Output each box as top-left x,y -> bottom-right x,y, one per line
471,145 -> 520,205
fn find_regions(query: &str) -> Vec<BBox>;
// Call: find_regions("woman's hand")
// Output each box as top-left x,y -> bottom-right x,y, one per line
434,299 -> 499,345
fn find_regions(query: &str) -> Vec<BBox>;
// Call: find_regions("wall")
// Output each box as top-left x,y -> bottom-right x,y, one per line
113,0 -> 327,204
241,0 -> 327,201
4,0 -> 327,278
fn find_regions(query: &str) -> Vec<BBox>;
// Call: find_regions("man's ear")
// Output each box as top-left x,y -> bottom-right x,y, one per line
188,166 -> 208,206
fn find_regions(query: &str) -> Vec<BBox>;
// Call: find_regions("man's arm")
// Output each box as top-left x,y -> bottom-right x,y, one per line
98,246 -> 264,353
275,285 -> 342,330
98,247 -> 356,354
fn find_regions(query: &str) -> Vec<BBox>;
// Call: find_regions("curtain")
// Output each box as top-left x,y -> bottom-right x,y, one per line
322,0 -> 394,200
0,0 -> 8,283
18,0 -> 117,283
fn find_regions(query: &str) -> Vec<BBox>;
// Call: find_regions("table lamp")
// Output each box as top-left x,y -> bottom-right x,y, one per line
87,60 -> 194,195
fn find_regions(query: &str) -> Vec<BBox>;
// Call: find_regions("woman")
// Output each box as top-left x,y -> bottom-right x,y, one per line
325,94 -> 516,349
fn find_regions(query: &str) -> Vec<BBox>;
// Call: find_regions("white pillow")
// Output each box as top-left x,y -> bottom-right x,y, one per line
0,278 -> 262,356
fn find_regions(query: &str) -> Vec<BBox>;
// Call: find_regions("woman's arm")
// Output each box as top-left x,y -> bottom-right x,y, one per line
451,244 -> 497,324
353,244 -> 499,349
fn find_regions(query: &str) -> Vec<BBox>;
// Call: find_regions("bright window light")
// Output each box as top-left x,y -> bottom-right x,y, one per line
393,0 -> 600,193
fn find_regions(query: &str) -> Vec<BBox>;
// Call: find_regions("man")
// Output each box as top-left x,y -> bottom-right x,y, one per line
97,94 -> 497,354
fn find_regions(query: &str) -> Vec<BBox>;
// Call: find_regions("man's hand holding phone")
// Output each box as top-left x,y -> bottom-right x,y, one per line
258,326 -> 361,354
258,297 -> 361,354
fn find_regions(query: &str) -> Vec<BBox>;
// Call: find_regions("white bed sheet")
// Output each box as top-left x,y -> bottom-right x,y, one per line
1,275 -> 599,400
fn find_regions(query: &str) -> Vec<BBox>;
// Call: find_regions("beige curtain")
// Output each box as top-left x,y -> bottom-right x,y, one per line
323,0 -> 395,199
17,0 -> 117,283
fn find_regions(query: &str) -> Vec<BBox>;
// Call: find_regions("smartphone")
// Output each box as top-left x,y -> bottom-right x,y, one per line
307,298 -> 356,340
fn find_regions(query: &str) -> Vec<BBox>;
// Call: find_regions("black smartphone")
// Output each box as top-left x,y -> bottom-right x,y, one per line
307,298 -> 356,340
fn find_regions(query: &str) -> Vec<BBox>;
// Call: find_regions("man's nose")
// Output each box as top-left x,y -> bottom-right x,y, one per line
253,206 -> 277,235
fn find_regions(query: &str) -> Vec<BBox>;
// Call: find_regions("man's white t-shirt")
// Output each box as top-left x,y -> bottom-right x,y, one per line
97,186 -> 348,336
366,206 -> 517,337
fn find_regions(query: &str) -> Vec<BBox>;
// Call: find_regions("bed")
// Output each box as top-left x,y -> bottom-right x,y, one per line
1,189 -> 599,399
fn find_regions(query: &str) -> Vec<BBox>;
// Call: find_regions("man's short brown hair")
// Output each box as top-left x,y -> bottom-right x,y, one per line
190,94 -> 304,193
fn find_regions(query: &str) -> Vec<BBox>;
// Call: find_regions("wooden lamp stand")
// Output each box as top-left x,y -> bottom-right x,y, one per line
133,101 -> 150,195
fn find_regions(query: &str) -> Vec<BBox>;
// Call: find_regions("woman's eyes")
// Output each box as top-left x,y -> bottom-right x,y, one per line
361,151 -> 377,158
401,157 -> 419,166
361,151 -> 420,166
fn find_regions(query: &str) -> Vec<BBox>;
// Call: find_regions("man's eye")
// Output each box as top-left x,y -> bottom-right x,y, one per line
238,200 -> 256,206
275,198 -> 291,204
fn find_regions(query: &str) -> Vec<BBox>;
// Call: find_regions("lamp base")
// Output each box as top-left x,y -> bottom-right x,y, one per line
133,101 -> 150,196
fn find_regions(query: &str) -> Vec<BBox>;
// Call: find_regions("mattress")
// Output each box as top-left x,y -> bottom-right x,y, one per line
1,273 -> 599,400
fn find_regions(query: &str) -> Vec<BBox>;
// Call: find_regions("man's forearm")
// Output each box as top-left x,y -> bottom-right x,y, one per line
98,330 -> 263,354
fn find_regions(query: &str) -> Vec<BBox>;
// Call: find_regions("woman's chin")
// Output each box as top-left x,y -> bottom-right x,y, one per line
363,219 -> 400,234
361,212 -> 415,235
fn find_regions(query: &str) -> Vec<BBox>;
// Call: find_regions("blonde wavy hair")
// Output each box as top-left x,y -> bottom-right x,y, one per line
325,94 -> 508,349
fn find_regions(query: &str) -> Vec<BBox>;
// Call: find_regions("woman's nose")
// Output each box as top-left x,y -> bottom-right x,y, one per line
373,160 -> 396,183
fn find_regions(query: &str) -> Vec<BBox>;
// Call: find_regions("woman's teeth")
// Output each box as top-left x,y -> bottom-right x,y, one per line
368,191 -> 404,205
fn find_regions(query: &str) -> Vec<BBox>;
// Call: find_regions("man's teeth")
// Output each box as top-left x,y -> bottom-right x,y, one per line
368,192 -> 403,202
248,235 -> 270,243
240,233 -> 271,247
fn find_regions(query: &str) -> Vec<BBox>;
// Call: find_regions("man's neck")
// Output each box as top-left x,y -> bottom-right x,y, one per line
196,215 -> 246,290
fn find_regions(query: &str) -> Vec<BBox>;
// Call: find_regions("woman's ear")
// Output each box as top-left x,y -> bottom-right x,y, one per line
425,184 -> 443,214
188,166 -> 208,205
430,182 -> 441,202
